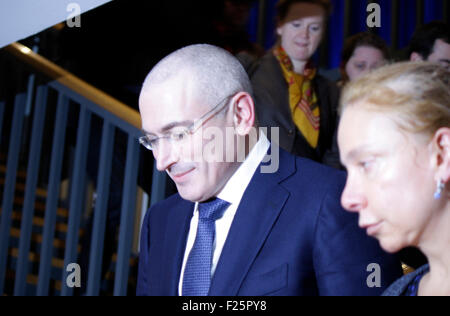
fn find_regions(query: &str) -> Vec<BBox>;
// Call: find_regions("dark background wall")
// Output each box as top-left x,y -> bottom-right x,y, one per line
26,0 -> 449,107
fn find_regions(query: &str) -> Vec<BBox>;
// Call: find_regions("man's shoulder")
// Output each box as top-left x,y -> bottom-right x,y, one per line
314,73 -> 341,97
237,51 -> 276,72
145,193 -> 187,222
252,52 -> 280,78
293,154 -> 346,185
268,148 -> 346,195
149,193 -> 184,212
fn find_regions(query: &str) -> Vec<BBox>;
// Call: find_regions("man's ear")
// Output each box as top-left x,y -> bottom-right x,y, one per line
232,92 -> 255,136
431,128 -> 450,183
410,52 -> 424,62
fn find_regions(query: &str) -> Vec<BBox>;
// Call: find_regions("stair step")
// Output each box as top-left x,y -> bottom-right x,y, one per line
0,165 -> 27,179
0,189 -> 68,218
9,228 -> 78,250
9,248 -> 65,269
25,274 -> 62,292
0,178 -> 47,199
0,159 -> 137,295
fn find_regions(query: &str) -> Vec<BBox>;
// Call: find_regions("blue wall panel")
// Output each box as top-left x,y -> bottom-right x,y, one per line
424,0 -> 444,23
251,0 -> 448,69
377,0 -> 393,45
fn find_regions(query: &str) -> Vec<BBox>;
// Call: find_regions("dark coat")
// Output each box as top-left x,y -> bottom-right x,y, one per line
239,52 -> 341,168
382,264 -> 429,296
137,148 -> 403,296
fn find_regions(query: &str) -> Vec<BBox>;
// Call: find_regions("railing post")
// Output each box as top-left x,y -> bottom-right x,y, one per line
136,161 -> 167,254
257,0 -> 267,48
61,107 -> 92,296
113,135 -> 140,296
445,0 -> 449,22
391,0 -> 400,51
86,122 -> 115,296
416,0 -> 424,26
14,85 -> 48,296
36,94 -> 69,296
150,162 -> 167,208
3,43 -> 146,296
0,92 -> 27,295
0,101 -> 5,145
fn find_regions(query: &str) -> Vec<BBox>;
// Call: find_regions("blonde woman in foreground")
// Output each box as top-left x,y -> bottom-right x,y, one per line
338,62 -> 450,296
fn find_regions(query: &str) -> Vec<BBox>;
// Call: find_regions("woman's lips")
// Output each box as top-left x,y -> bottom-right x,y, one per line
295,42 -> 309,48
362,222 -> 383,237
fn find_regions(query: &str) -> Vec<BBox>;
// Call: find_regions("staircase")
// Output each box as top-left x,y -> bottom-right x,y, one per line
0,154 -> 60,295
0,144 -> 138,296
0,128 -> 138,296
0,42 -> 165,296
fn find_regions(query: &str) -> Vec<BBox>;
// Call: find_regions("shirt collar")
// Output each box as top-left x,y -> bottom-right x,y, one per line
216,133 -> 270,206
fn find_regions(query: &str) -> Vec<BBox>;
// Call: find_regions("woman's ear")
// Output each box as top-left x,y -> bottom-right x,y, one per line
277,27 -> 283,37
276,20 -> 285,37
232,92 -> 255,136
410,52 -> 424,62
431,128 -> 450,183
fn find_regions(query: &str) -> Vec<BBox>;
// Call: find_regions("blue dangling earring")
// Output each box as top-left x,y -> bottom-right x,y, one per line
434,180 -> 445,200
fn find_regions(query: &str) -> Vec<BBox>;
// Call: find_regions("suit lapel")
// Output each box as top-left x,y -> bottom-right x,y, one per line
160,197 -> 193,295
209,149 -> 295,296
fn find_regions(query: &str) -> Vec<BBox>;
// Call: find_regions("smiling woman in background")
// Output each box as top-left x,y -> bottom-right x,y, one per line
338,62 -> 450,296
241,0 -> 341,168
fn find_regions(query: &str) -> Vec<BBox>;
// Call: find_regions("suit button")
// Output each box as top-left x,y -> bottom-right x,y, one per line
288,129 -> 294,136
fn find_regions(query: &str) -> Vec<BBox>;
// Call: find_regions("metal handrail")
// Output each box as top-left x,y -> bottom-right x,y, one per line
3,42 -> 141,129
0,42 -> 166,296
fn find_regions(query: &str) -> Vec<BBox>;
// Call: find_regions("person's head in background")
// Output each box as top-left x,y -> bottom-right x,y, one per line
340,32 -> 390,83
223,0 -> 256,29
409,21 -> 450,70
275,0 -> 332,73
338,62 -> 450,258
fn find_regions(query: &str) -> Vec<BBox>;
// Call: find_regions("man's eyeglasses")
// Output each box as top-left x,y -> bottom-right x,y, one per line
139,94 -> 234,151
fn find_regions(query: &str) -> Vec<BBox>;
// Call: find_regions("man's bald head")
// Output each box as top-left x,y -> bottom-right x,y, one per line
141,44 -> 253,106
139,44 -> 258,203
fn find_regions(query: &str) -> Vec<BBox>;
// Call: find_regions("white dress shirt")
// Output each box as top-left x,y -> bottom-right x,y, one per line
178,133 -> 270,296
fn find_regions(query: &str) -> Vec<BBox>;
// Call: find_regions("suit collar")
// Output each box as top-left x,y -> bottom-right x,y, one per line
160,196 -> 194,295
217,133 -> 270,205
209,148 -> 295,295
161,147 -> 296,296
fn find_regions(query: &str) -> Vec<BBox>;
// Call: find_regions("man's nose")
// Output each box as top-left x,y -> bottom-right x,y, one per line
153,141 -> 178,172
341,179 -> 367,213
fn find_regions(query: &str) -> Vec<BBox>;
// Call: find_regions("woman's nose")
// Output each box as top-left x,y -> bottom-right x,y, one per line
341,180 -> 367,213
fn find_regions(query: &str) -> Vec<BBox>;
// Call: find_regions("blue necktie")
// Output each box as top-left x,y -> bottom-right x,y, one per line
182,198 -> 230,296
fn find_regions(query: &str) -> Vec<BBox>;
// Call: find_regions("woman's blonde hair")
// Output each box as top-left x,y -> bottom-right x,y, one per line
340,61 -> 450,139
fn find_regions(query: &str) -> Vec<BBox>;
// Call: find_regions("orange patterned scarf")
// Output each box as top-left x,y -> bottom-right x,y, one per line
274,45 -> 320,148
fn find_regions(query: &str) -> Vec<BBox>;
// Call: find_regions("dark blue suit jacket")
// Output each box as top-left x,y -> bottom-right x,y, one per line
137,148 -> 402,296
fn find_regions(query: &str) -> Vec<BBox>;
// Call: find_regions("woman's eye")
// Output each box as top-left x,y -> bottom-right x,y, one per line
359,160 -> 373,171
292,22 -> 301,28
